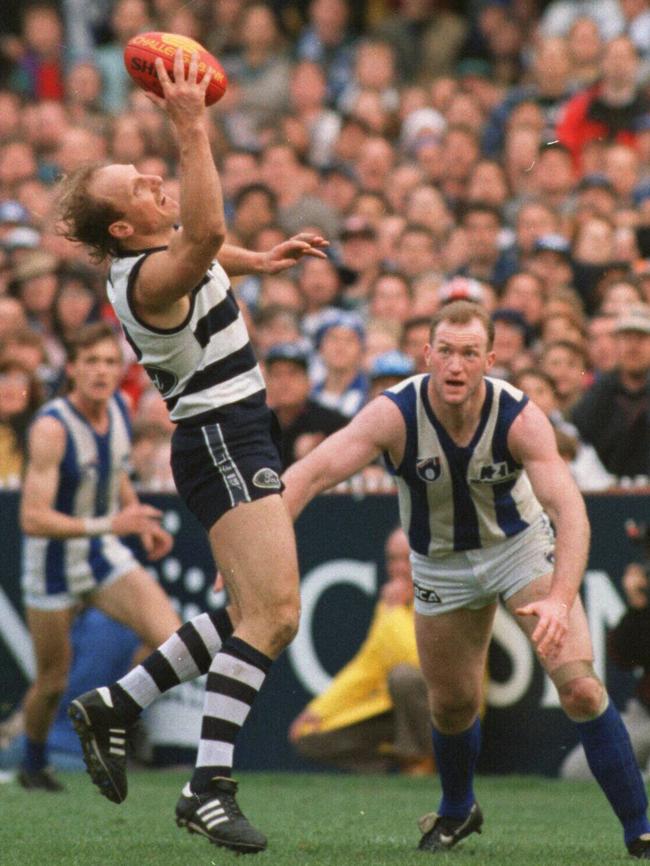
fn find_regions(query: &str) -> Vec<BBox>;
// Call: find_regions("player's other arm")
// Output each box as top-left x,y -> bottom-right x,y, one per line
117,472 -> 173,560
20,416 -> 167,541
218,234 -> 329,277
508,401 -> 590,653
134,50 -> 226,314
282,396 -> 405,520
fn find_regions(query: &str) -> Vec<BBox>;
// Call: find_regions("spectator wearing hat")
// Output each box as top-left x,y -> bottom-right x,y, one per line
368,350 -> 415,401
337,215 -> 383,304
312,312 -> 368,418
571,304 -> 650,479
528,233 -> 574,296
263,342 -> 347,468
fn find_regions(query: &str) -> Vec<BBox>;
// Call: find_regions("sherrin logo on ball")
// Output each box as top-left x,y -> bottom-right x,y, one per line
124,31 -> 227,106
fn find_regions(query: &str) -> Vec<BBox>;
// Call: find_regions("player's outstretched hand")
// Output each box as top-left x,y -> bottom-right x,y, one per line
516,597 -> 570,660
111,502 -> 165,537
261,233 -> 329,274
141,523 -> 174,561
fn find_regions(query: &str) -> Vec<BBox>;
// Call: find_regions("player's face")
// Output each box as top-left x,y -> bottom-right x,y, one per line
92,164 -> 179,238
68,339 -> 123,404
425,317 -> 495,406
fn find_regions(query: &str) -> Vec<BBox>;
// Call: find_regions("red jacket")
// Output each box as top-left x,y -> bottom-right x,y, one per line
556,84 -> 641,173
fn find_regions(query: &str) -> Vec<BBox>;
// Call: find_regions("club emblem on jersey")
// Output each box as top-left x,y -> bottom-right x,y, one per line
252,468 -> 282,490
416,457 -> 441,483
144,365 -> 178,397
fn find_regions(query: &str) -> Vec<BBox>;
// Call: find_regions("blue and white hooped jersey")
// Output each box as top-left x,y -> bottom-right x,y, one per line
22,393 -> 134,598
383,374 -> 544,558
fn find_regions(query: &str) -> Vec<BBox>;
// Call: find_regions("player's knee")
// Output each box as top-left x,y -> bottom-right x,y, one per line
35,669 -> 68,704
431,695 -> 479,734
265,600 -> 301,652
558,676 -> 605,721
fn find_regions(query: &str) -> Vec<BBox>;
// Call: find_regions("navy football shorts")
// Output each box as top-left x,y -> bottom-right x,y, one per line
171,404 -> 284,531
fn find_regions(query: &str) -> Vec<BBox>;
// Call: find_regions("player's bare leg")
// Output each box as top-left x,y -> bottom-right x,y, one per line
20,606 -> 76,791
509,574 -> 650,858
414,604 -> 494,852
175,494 -> 300,853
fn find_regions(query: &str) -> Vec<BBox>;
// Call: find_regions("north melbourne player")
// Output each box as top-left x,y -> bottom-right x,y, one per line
19,322 -> 178,792
283,300 -> 650,859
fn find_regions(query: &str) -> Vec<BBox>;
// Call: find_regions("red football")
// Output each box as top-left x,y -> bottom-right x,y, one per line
124,32 -> 227,106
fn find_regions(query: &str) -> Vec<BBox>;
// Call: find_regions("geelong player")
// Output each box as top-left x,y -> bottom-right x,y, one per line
282,300 -> 650,860
58,51 -> 326,853
19,322 -> 178,792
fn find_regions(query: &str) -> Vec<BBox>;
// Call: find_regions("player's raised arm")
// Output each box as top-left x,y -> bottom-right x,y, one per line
135,49 -> 226,311
282,395 -> 405,520
508,400 -> 590,654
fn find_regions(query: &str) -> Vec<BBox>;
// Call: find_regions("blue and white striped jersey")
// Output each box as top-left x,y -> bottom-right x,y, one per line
384,375 -> 543,558
22,393 -> 134,598
107,248 -> 266,424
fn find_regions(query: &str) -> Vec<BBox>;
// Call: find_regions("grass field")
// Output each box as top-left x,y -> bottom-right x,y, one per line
0,769 -> 639,865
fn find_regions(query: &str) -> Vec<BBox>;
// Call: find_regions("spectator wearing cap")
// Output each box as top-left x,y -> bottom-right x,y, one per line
454,203 -> 518,291
368,350 -> 415,401
528,233 -> 574,295
337,215 -> 383,305
312,312 -> 369,418
490,307 -> 535,380
556,36 -> 650,173
9,252 -> 59,335
263,341 -> 347,468
571,303 -> 650,479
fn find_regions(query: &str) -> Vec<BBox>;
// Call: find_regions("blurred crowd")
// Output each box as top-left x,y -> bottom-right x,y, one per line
0,0 -> 649,493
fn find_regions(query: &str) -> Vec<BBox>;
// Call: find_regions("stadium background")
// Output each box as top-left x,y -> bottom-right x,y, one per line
2,489 -> 647,775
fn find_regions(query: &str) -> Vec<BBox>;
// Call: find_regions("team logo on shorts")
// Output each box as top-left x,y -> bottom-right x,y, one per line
416,457 -> 441,483
252,468 -> 282,490
413,580 -> 442,604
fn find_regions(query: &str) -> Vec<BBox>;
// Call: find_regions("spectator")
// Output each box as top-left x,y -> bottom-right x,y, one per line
313,312 -> 368,417
253,305 -> 302,357
0,358 -> 43,487
8,3 -> 66,103
367,350 -> 415,401
289,527 -> 433,775
295,0 -> 357,106
455,203 -> 518,289
528,233 -> 575,296
586,310 -> 619,375
513,367 -> 614,491
374,0 -> 467,85
401,315 -> 431,374
264,341 -> 347,467
500,271 -> 546,341
94,0 -> 152,114
541,339 -> 589,416
571,303 -> 650,479
556,36 -> 650,173
368,270 -> 412,325
490,308 -> 534,380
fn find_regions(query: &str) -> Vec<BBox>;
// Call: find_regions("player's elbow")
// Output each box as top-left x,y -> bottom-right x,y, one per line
19,507 -> 40,536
